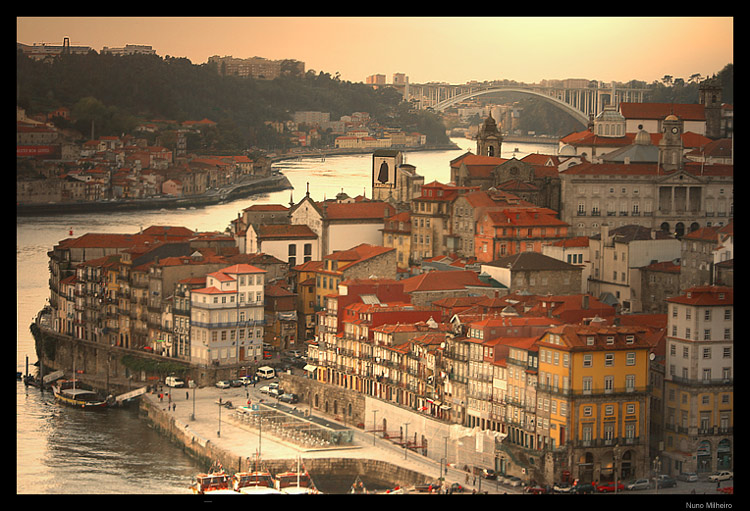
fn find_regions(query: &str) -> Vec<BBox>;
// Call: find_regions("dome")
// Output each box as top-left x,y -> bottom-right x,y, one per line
595,105 -> 625,122
559,144 -> 576,156
664,114 -> 679,121
634,129 -> 652,145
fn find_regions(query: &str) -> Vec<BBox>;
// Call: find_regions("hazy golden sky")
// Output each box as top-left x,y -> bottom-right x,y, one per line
17,17 -> 733,85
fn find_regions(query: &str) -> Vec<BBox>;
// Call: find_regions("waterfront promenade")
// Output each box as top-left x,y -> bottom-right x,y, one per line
144,381 -> 518,494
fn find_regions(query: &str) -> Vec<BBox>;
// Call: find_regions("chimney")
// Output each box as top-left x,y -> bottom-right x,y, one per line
582,294 -> 589,310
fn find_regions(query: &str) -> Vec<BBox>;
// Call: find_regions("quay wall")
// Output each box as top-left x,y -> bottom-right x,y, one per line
139,395 -> 431,490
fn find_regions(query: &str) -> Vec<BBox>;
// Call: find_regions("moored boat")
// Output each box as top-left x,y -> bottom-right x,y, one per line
52,379 -> 111,409
275,470 -> 319,494
232,470 -> 277,492
192,463 -> 231,494
349,475 -> 368,494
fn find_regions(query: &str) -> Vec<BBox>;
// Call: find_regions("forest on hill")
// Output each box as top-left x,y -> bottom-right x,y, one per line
16,51 -> 451,151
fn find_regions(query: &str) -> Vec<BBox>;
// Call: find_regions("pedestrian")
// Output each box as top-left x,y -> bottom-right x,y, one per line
173,403 -> 176,412
186,391 -> 189,400
159,393 -> 163,402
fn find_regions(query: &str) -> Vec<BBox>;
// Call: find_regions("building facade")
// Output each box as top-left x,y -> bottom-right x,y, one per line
189,264 -> 266,366
662,286 -> 733,475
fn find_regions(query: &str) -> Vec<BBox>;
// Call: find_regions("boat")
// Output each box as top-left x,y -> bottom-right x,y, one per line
232,470 -> 277,492
349,475 -> 368,494
274,456 -> 319,494
192,462 -> 231,494
52,379 -> 111,409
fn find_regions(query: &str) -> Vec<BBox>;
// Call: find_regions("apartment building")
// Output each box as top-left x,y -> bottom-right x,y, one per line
535,324 -> 652,484
189,264 -> 266,366
662,286 -> 733,476
588,224 -> 681,313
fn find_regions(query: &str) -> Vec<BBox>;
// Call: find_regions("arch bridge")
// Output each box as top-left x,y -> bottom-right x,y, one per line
406,83 -> 650,128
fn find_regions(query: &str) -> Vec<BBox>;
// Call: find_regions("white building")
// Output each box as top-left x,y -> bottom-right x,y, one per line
189,264 -> 266,365
588,224 -> 681,313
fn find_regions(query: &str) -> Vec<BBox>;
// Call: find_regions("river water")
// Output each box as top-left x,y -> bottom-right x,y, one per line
16,137 -> 557,494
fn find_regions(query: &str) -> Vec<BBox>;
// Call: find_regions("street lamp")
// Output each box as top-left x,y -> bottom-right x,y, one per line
404,422 -> 410,460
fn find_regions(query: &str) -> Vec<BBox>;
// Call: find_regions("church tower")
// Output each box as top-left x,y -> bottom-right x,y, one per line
476,113 -> 503,157
699,77 -> 723,139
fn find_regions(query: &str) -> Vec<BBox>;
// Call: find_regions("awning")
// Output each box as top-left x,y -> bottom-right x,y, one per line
303,364 -> 317,372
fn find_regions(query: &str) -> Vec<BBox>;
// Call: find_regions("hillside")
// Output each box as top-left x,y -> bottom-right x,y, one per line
16,51 -> 451,150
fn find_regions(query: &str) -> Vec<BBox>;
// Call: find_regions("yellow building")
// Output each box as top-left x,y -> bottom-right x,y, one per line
536,324 -> 652,484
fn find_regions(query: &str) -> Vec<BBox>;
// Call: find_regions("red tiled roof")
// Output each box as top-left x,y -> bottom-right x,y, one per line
401,270 -> 489,293
322,201 -> 395,220
667,286 -> 733,306
256,224 -> 317,239
619,102 -> 705,121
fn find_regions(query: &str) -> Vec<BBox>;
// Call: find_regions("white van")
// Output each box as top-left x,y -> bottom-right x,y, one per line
256,366 -> 275,379
165,376 -> 185,388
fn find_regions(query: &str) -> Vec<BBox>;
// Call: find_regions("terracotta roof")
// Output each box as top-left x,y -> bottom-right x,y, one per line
667,286 -> 733,306
322,201 -> 395,220
219,263 -> 266,274
540,324 -> 652,350
619,102 -> 705,121
401,270 -> 489,293
549,236 -> 589,248
484,252 -> 581,271
256,224 -> 317,239
484,208 -> 568,228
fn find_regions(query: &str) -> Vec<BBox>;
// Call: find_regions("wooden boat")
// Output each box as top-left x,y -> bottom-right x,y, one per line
232,470 -> 277,492
275,470 -> 319,494
192,463 -> 231,494
52,379 -> 110,409
349,475 -> 368,494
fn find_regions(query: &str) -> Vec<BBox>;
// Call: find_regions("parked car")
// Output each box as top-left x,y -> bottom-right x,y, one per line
507,476 -> 522,487
677,473 -> 699,482
449,482 -> 465,493
626,478 -> 651,491
278,393 -> 298,404
259,385 -> 271,394
525,485 -> 547,494
287,349 -> 303,358
269,387 -> 283,398
552,482 -> 573,493
238,376 -> 253,386
708,471 -> 733,482
571,482 -> 596,494
165,376 -> 185,388
481,468 -> 497,480
597,481 -> 624,492
652,475 -> 677,488
215,380 -> 231,389
230,379 -> 243,387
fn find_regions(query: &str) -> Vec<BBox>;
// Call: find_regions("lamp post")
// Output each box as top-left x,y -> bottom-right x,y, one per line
190,383 -> 196,421
372,409 -> 379,446
217,399 -> 222,437
404,422 -> 410,460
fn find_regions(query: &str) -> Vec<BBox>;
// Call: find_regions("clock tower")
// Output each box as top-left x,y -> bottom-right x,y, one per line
658,114 -> 683,171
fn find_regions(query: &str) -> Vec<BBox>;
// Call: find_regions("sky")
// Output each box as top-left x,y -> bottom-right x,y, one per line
17,17 -> 733,85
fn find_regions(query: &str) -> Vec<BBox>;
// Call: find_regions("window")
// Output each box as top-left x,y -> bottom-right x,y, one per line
626,352 -> 636,365
583,354 -> 593,367
605,353 -> 614,366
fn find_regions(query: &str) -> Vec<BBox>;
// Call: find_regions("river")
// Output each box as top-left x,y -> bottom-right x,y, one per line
16,137 -> 558,494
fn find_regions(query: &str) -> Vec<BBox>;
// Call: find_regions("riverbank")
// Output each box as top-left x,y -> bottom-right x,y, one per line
139,381 -> 515,495
16,174 -> 292,217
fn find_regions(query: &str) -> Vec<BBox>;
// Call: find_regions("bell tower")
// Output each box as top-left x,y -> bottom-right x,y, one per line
658,114 -> 683,171
476,113 -> 503,157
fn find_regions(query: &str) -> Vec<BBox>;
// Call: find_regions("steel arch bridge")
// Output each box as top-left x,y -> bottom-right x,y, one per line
432,87 -> 592,126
